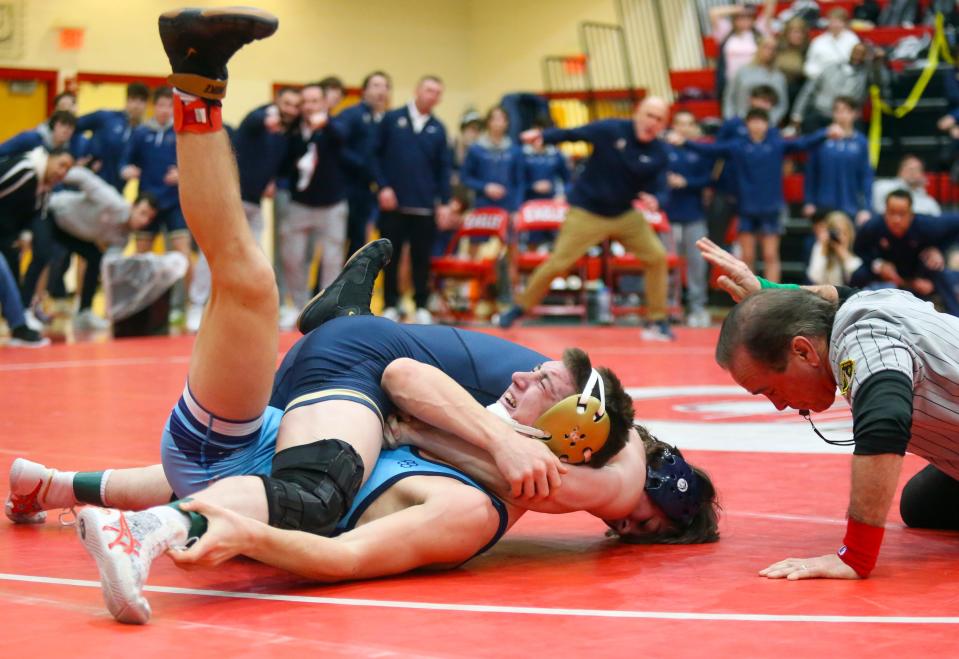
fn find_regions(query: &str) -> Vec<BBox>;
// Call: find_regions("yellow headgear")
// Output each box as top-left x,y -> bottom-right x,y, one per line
508,369 -> 610,464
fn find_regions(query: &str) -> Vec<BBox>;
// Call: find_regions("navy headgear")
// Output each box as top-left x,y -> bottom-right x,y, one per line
645,445 -> 702,527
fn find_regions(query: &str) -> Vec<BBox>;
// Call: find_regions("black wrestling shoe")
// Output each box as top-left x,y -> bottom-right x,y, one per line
296,239 -> 393,334
158,7 -> 278,100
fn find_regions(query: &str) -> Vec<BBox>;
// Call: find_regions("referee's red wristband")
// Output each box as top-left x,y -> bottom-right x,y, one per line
837,518 -> 885,578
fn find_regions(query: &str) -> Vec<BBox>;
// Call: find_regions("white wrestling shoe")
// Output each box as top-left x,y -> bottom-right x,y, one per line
6,458 -> 56,524
78,507 -> 186,624
5,458 -> 80,525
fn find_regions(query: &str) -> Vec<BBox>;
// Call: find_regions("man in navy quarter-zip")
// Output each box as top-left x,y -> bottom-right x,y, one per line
76,82 -> 150,191
339,71 -> 391,258
802,96 -> 873,225
278,80 -> 349,329
121,86 -> 191,319
498,97 -> 673,341
373,75 -> 452,325
187,86 -> 301,331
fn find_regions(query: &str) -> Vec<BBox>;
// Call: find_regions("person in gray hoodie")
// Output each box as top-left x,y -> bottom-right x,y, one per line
48,167 -> 158,329
790,43 -> 888,134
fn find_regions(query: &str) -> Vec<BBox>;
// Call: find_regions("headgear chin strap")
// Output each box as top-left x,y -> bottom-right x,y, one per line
645,444 -> 702,527
505,369 -> 611,464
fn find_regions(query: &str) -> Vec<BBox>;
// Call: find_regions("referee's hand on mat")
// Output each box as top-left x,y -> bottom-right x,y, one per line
695,237 -> 761,302
492,432 -> 567,501
759,553 -> 859,581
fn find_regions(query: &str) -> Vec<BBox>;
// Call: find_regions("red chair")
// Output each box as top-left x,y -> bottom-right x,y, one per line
605,203 -> 684,319
429,207 -> 509,323
512,200 -> 590,320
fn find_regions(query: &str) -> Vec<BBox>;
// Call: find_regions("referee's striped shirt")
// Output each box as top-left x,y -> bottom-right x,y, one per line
831,288 -> 959,479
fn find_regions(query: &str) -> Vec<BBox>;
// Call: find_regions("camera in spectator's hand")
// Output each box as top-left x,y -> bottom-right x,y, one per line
828,228 -> 841,244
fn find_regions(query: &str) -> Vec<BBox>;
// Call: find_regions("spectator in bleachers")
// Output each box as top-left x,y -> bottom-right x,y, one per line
724,37 -> 789,125
674,107 -> 838,283
0,146 -> 73,326
852,189 -> 959,316
521,118 -> 570,203
806,210 -> 862,286
500,97 -> 673,340
803,8 -> 860,80
52,91 -> 77,114
0,111 -> 80,158
709,84 -> 780,249
339,71 -> 391,257
280,81 -> 349,327
48,167 -> 158,331
0,113 -> 81,324
373,75 -> 452,325
76,82 -> 149,191
803,96 -> 873,225
461,106 -> 524,213
0,254 -> 48,347
872,154 -> 941,217
121,87 -> 189,322
664,110 -> 713,328
790,43 -> 880,134
710,0 -> 776,101
451,109 -> 483,186
774,17 -> 810,112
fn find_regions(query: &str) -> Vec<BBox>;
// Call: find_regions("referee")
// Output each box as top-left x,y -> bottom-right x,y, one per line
699,237 -> 959,580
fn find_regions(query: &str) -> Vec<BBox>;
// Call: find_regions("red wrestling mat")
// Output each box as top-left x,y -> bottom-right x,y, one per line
2,327 -> 957,657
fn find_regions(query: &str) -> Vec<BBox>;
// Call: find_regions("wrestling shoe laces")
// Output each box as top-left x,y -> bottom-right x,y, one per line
78,508 -> 186,624
159,7 -> 278,100
296,238 -> 393,333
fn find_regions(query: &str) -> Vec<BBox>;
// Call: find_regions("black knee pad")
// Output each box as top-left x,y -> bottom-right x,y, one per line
259,439 -> 364,536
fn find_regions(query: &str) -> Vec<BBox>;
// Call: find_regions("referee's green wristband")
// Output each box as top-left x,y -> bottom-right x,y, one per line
757,277 -> 801,290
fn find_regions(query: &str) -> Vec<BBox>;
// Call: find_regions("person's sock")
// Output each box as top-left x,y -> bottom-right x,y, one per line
172,89 -> 222,134
72,469 -> 114,506
165,498 -> 208,538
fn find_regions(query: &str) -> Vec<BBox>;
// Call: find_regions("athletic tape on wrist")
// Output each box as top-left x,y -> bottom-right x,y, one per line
837,517 -> 885,578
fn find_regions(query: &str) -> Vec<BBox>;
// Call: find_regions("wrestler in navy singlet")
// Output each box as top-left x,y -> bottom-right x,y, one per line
270,315 -> 546,421
162,316 -> 547,496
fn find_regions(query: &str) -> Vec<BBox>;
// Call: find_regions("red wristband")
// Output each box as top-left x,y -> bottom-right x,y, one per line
837,518 -> 885,578
173,93 -> 222,134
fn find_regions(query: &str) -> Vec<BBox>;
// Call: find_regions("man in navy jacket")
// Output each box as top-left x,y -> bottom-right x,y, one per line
338,71 -> 391,257
803,96 -> 873,224
185,86 -> 301,331
279,81 -> 349,324
120,87 -> 190,318
75,82 -> 150,190
664,111 -> 714,328
498,97 -> 673,340
373,75 -> 452,324
852,189 -> 959,316
0,111 -> 84,160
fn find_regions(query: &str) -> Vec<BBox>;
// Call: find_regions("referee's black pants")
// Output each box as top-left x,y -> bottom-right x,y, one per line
900,463 -> 959,531
378,210 -> 436,310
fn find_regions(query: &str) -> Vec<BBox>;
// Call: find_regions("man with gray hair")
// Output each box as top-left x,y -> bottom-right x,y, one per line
699,236 -> 959,581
